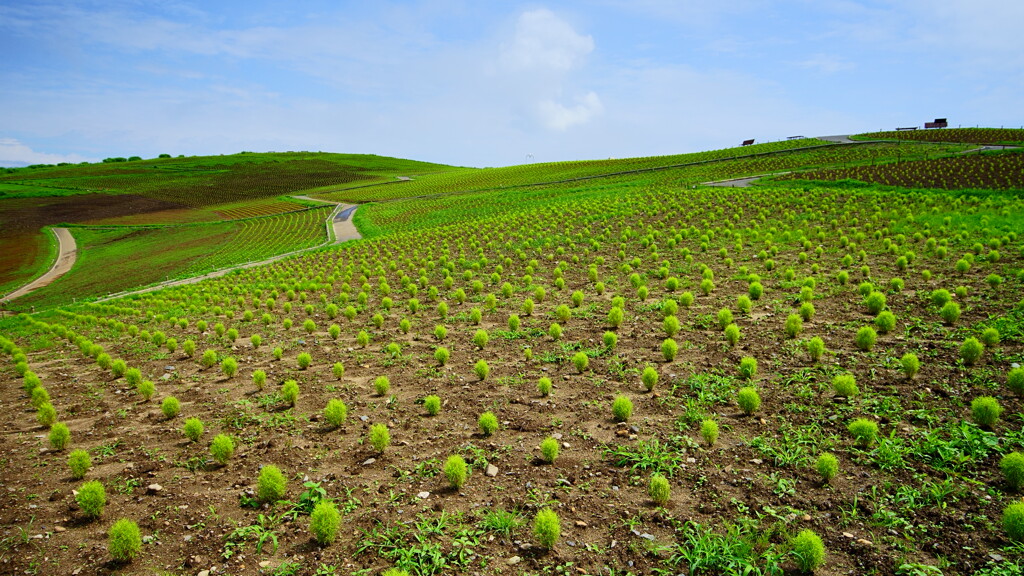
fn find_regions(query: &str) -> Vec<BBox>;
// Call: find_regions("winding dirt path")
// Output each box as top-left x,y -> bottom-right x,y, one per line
2,228 -> 77,304
96,198 -> 360,302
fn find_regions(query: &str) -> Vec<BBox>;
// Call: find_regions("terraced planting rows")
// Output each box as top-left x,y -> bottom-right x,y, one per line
854,128 -> 1024,146
317,139 -> 836,203
779,151 -> 1024,190
13,206 -> 333,309
354,142 -> 971,238
3,177 -> 1023,575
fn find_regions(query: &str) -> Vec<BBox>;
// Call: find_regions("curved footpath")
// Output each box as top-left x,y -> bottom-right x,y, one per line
95,199 -> 359,303
1,227 -> 77,304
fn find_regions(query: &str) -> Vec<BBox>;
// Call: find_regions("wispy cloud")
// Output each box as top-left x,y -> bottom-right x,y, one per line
0,138 -> 95,166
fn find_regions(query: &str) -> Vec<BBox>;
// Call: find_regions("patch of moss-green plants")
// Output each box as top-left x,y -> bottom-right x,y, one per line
1001,452 -> 1024,491
108,518 -> 142,562
537,377 -> 553,397
161,396 -> 180,419
540,437 -> 560,463
737,387 -> 761,415
815,453 -> 838,484
77,480 -> 106,519
257,464 -> 288,503
478,412 -> 499,436
971,396 -> 1002,428
49,422 -> 70,450
210,434 -> 235,465
649,474 -> 671,505
791,529 -> 825,573
423,395 -> 441,416
310,500 -> 341,545
182,417 -> 204,442
848,418 -> 878,446
369,423 -> 390,453
68,449 -> 92,479
444,455 -> 468,489
282,379 -> 300,406
612,395 -> 633,422
533,508 -> 561,549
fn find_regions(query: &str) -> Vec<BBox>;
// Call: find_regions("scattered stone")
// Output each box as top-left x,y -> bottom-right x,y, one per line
855,538 -> 873,546
575,520 -> 588,527
686,457 -> 696,464
552,433 -> 563,440
198,571 -> 210,576
991,553 -> 1005,562
259,561 -> 271,568
54,526 -> 66,533
629,425 -> 640,434
146,484 -> 163,494
359,415 -> 369,422
801,514 -> 811,522
615,429 -> 629,437
750,459 -> 763,465
417,491 -> 430,499
842,532 -> 855,539
362,458 -> 376,466
507,556 -> 521,565
485,464 -> 499,477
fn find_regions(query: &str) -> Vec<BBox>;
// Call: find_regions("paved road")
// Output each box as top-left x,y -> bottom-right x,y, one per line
816,134 -> 858,144
2,227 -> 77,303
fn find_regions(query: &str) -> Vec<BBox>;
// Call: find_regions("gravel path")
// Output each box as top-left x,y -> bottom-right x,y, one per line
2,227 -> 77,303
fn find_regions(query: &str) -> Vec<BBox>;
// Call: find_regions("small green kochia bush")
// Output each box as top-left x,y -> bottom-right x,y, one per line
791,529 -> 825,573
737,387 -> 761,415
848,418 -> 879,446
201,349 -> 217,368
832,374 -> 858,397
538,376 -> 553,396
332,362 -> 345,379
434,346 -> 450,366
219,354 -> 236,377
940,301 -> 961,325
369,423 -> 390,453
799,302 -> 815,322
374,376 -> 390,396
183,339 -> 195,358
272,347 -> 283,361
641,366 -> 658,392
961,337 -> 984,366
125,368 -> 142,387
357,330 -> 370,347
1005,500 -> 1024,542
972,396 -> 1003,428
479,412 -> 499,436
161,396 -> 180,419
324,399 -> 348,427
252,370 -> 267,390
37,402 -> 56,427
210,434 -> 235,465
784,314 -> 803,338
816,453 -> 838,483
806,337 -> 825,362
572,352 -> 589,373
612,395 -> 633,422
257,464 -> 288,503
855,326 -> 877,351
548,323 -> 563,341
297,352 -> 312,370
533,508 -> 561,549
30,386 -> 49,409
137,380 -> 155,400
724,323 -> 740,347
982,327 -> 1001,347
663,315 -> 681,337
77,480 -> 107,519
649,474 -> 671,505
1010,367 -> 1024,396
183,417 -> 204,442
875,311 -> 896,334
474,359 -> 490,380
251,334 -> 262,348
901,353 -> 920,379
716,308 -> 733,330
310,500 -> 341,545
473,329 -> 489,349
1002,452 -> 1024,491
701,419 -> 719,446
68,449 -> 92,479
661,338 -> 678,362
540,437 -> 560,463
445,455 -> 468,489
864,291 -> 886,314
108,518 -> 142,562
111,359 -> 127,377
49,422 -> 70,450
738,357 -> 757,380
423,395 -> 441,416
282,380 -> 300,406
508,314 -> 521,331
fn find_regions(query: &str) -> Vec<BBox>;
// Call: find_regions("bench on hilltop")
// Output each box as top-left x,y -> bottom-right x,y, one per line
741,139 -> 755,146
896,127 -> 918,131
925,118 -> 948,129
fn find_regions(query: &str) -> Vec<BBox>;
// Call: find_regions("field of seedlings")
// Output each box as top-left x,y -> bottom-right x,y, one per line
2,160 -> 1023,576
854,128 -> 1024,146
12,206 -> 334,309
779,151 -> 1024,190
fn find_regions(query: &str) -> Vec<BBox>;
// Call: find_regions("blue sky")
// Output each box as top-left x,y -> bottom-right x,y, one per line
2,0 -> 1022,167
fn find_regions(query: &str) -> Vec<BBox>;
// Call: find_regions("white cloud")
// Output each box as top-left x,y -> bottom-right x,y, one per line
499,9 -> 594,73
0,138 -> 94,166
539,92 -> 604,131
